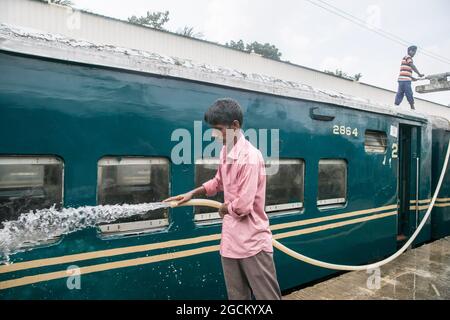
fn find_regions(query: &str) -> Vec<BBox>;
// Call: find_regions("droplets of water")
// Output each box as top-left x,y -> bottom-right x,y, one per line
0,202 -> 170,263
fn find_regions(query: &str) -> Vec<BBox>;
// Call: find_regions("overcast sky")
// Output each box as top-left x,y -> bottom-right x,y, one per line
71,0 -> 450,106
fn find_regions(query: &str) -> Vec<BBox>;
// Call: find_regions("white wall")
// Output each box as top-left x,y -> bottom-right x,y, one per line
1,0 -> 449,119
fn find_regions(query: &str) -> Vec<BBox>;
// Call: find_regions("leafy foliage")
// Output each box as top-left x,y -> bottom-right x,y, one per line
226,39 -> 282,60
176,26 -> 204,39
325,69 -> 363,81
43,0 -> 73,5
128,11 -> 170,30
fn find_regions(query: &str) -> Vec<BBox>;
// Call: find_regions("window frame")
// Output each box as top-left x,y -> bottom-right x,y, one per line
0,155 -> 65,209
96,156 -> 170,236
364,130 -> 388,154
317,159 -> 347,208
193,158 -> 222,225
193,157 -> 306,223
0,155 -> 64,247
265,158 -> 305,215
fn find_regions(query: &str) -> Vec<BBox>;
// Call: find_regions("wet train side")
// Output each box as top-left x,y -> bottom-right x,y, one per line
431,120 -> 450,239
0,50 -> 449,299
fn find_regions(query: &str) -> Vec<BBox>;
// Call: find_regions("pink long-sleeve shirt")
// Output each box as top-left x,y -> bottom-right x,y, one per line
202,134 -> 273,259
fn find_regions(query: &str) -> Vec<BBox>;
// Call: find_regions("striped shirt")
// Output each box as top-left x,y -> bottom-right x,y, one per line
398,55 -> 413,81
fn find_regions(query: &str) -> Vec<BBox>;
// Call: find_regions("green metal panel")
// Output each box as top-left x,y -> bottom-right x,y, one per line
431,128 -> 450,239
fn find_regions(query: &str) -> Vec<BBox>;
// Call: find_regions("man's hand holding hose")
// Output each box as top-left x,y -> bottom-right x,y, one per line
163,187 -> 229,218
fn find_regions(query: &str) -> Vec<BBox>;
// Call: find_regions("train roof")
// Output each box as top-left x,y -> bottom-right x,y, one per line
429,115 -> 450,131
0,23 -> 433,124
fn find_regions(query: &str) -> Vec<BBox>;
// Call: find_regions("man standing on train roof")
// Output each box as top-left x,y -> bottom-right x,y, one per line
394,45 -> 425,110
164,98 -> 282,300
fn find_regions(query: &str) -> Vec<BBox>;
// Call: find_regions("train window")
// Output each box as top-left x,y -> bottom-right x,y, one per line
265,159 -> 304,214
0,156 -> 63,226
365,130 -> 387,153
317,159 -> 347,207
97,157 -> 169,235
194,158 -> 224,224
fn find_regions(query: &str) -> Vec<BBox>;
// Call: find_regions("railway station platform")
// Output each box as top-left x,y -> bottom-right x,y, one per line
284,236 -> 450,300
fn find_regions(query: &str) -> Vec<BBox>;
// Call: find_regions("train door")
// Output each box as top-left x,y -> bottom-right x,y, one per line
397,124 -> 421,244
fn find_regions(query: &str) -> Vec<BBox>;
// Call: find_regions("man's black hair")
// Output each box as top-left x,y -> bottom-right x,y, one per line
204,98 -> 244,127
408,45 -> 417,53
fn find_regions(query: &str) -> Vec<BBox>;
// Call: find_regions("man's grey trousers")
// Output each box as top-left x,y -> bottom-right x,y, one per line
221,250 -> 282,300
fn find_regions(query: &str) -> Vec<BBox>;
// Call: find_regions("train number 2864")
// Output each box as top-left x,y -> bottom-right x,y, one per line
332,125 -> 358,137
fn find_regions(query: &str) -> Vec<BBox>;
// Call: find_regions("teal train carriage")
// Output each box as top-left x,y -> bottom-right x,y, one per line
431,116 -> 450,239
0,26 -> 449,299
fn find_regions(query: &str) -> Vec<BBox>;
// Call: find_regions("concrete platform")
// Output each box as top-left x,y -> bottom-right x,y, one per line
284,236 -> 450,300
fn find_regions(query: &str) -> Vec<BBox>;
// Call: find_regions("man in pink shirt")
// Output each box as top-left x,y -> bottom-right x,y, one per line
165,98 -> 281,300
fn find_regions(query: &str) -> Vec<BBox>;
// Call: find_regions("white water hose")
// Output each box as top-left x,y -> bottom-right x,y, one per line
170,139 -> 450,271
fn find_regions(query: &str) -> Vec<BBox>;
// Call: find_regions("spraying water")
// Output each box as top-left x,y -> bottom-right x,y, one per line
0,202 -> 170,263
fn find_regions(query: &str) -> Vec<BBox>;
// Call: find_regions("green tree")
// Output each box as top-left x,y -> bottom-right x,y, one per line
46,0 -> 73,5
128,11 -> 170,30
226,40 -> 246,51
177,26 -> 204,39
226,39 -> 282,60
353,73 -> 363,81
325,69 -> 363,81
246,41 -> 282,60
